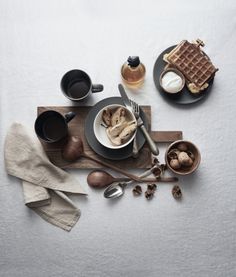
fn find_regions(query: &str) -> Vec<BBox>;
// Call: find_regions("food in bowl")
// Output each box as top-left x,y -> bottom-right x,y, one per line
159,69 -> 185,94
165,140 -> 201,175
93,104 -> 137,149
103,106 -> 137,146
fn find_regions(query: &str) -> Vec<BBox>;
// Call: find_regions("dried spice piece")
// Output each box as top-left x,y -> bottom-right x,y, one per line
133,185 -> 142,196
172,185 -> 182,200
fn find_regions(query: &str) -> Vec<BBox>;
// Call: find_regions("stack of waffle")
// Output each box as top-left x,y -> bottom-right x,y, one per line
163,40 -> 218,93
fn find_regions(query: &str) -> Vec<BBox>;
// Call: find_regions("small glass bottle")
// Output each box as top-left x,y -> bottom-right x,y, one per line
121,56 -> 146,88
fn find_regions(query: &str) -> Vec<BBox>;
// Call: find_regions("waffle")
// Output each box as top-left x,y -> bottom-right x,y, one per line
164,40 -> 218,93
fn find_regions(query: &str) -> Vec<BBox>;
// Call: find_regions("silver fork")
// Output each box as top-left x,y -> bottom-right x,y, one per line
130,100 -> 159,156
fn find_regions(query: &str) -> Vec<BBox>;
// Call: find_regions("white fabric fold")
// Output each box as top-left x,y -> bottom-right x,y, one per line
4,123 -> 87,231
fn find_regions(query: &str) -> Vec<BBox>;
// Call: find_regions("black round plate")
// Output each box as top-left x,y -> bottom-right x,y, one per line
153,45 -> 214,105
84,97 -> 148,160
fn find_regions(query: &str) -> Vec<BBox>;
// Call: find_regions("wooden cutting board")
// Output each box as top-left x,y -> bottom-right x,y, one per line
38,106 -> 182,169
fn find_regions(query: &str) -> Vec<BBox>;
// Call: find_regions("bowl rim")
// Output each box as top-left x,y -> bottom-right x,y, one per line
159,68 -> 185,94
165,140 -> 201,175
93,103 -> 137,149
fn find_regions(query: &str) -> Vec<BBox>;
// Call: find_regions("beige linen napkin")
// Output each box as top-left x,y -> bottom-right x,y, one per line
4,123 -> 87,231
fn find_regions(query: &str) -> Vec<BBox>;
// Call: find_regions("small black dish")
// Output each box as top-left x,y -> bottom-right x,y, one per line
153,45 -> 214,105
84,97 -> 148,160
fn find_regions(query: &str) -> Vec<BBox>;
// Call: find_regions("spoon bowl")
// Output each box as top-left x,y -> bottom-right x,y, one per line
103,183 -> 125,198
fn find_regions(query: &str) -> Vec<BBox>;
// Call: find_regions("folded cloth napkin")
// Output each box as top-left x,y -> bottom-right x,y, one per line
4,123 -> 87,231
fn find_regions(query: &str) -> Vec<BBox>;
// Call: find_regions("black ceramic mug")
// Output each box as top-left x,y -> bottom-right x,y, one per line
61,69 -> 103,101
35,110 -> 76,143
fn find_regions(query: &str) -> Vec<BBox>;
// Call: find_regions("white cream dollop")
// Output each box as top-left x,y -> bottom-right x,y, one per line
161,71 -> 183,93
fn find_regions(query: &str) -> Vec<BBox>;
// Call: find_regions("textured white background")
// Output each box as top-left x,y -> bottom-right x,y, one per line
0,0 -> 236,276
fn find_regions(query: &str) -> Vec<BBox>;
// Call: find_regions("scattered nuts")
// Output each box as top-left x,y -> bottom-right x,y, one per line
170,159 -> 181,169
133,185 -> 142,196
172,185 -> 182,199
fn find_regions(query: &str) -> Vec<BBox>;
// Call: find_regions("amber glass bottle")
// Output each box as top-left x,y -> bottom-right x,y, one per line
121,56 -> 146,88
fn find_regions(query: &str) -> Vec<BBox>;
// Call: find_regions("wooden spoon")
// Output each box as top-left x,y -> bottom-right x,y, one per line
62,136 -> 144,182
87,170 -> 177,188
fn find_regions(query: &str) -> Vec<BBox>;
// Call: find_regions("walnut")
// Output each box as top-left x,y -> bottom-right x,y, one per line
152,167 -> 162,178
145,190 -> 154,200
172,185 -> 182,199
145,184 -> 157,200
133,185 -> 142,196
167,149 -> 180,160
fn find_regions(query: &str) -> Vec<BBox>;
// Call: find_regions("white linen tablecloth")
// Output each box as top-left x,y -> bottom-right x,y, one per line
0,0 -> 235,276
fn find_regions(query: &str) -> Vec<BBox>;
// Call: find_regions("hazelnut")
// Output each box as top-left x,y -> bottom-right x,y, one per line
170,159 -> 181,170
177,143 -> 188,152
178,152 -> 193,167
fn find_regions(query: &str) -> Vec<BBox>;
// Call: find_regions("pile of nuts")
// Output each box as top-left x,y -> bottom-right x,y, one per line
167,142 -> 195,170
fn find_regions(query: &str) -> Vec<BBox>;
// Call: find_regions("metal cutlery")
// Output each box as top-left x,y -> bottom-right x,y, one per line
118,84 -> 159,156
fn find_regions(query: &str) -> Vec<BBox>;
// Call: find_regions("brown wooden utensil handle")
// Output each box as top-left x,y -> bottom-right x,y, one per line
115,177 -> 178,182
157,177 -> 178,182
82,154 -> 142,182
151,131 -> 183,142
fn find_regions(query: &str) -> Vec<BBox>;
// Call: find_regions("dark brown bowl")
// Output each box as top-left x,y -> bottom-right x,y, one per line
165,140 -> 201,175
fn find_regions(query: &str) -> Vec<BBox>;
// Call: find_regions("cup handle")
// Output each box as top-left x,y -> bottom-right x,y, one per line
92,84 -> 103,93
64,111 -> 76,123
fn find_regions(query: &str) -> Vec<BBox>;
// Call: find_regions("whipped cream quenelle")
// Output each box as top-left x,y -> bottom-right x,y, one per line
161,71 -> 184,93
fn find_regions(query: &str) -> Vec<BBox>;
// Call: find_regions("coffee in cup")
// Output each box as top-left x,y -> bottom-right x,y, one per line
61,69 -> 103,101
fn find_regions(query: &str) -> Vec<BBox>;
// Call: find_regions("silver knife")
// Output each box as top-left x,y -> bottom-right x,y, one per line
118,84 -> 139,157
118,84 -> 159,156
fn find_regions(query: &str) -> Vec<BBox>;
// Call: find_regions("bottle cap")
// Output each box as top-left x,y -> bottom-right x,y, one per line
127,56 -> 140,67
